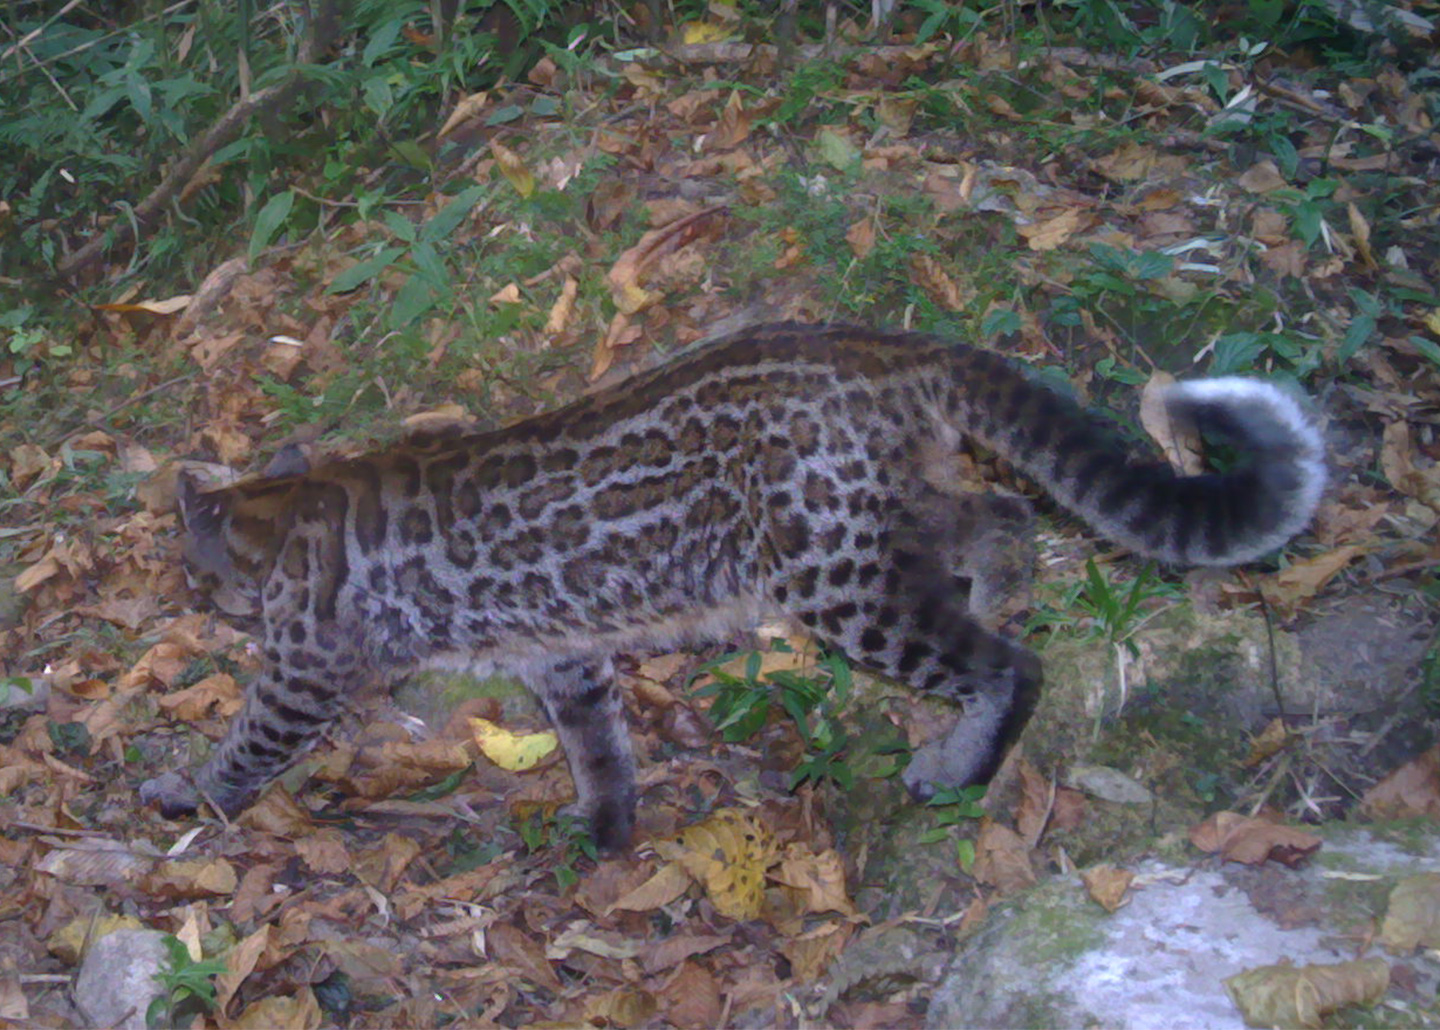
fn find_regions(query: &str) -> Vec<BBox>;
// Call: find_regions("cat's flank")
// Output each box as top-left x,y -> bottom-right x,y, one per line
141,323 -> 1326,850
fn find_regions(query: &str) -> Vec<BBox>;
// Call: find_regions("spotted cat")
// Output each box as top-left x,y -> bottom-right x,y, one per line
141,323 -> 1326,850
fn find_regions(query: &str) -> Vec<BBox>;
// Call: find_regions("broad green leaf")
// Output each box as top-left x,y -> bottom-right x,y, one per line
248,190 -> 295,263
326,246 -> 405,294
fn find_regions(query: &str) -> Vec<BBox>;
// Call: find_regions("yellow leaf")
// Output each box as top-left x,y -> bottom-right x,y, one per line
680,21 -> 733,43
655,808 -> 773,921
490,140 -> 535,198
468,717 -> 557,771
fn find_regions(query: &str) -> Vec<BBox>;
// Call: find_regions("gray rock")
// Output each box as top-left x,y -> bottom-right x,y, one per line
927,827 -> 1440,1029
73,928 -> 169,1030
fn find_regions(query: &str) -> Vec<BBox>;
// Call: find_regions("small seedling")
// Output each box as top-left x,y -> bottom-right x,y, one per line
147,934 -> 229,1030
512,808 -> 597,889
919,784 -> 988,872
691,645 -> 856,790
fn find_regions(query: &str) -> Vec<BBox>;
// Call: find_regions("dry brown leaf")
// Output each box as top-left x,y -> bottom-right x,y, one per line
235,785 -> 314,835
1224,957 -> 1388,1029
1081,864 -> 1134,913
155,673 -> 241,721
36,845 -> 154,888
94,294 -> 192,315
1093,142 -> 1187,182
846,217 -> 876,259
1347,201 -> 1377,271
0,744 -> 46,795
1382,420 -> 1440,511
608,860 -> 692,914
660,961 -> 724,1027
908,254 -> 967,310
769,844 -> 856,916
778,920 -> 851,982
293,828 -> 350,875
640,932 -> 730,975
488,922 -> 562,993
1267,545 -> 1364,605
544,274 -> 579,334
322,939 -> 405,985
488,282 -> 522,306
1188,811 -> 1321,867
352,832 -> 422,893
1360,745 -> 1440,819
141,857 -> 239,899
971,818 -> 1036,893
438,90 -> 489,138
1237,160 -> 1288,194
216,924 -> 270,1015
199,420 -> 252,465
876,95 -> 917,134
1380,873 -> 1440,954
9,443 -> 52,490
605,207 -> 727,316
1140,371 -> 1206,475
583,988 -> 658,1029
708,89 -> 752,150
1020,208 -> 1085,251
1243,717 -> 1295,768
393,863 -> 503,921
231,989 -> 322,1030
1014,758 -> 1052,847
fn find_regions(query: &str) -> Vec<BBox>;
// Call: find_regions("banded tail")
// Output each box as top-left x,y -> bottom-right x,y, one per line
950,351 -> 1326,566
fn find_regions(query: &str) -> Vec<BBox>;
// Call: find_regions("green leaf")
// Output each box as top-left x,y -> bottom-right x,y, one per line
419,185 -> 486,244
486,104 -> 525,126
983,308 -> 1022,337
389,140 -> 432,173
817,128 -> 860,170
326,246 -> 406,294
390,273 -> 438,328
1337,313 -> 1374,365
362,18 -> 403,66
956,838 -> 976,872
1408,335 -> 1440,369
249,190 -> 295,263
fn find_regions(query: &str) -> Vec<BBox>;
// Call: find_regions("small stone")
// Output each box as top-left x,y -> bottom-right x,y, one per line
1066,764 -> 1153,805
73,928 -> 169,1030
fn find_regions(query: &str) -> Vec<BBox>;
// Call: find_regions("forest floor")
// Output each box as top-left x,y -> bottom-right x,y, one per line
2,6 -> 1439,1028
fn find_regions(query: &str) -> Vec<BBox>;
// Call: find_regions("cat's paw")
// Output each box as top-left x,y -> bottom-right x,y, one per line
139,771 -> 201,819
559,798 -> 634,855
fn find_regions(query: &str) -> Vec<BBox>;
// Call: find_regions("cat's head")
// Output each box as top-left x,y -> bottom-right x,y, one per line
176,470 -> 262,619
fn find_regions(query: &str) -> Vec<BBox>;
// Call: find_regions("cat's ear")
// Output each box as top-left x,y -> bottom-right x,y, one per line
176,468 -> 228,536
262,443 -> 310,479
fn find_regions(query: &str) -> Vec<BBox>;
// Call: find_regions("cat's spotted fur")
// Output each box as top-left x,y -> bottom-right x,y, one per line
141,323 -> 1326,850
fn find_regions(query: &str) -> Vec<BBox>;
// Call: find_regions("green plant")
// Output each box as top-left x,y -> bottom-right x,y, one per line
513,808 -> 596,888
691,645 -> 856,789
0,307 -> 66,373
919,784 -> 988,872
0,0 -> 579,291
147,934 -> 229,1030
1029,559 -> 1183,713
